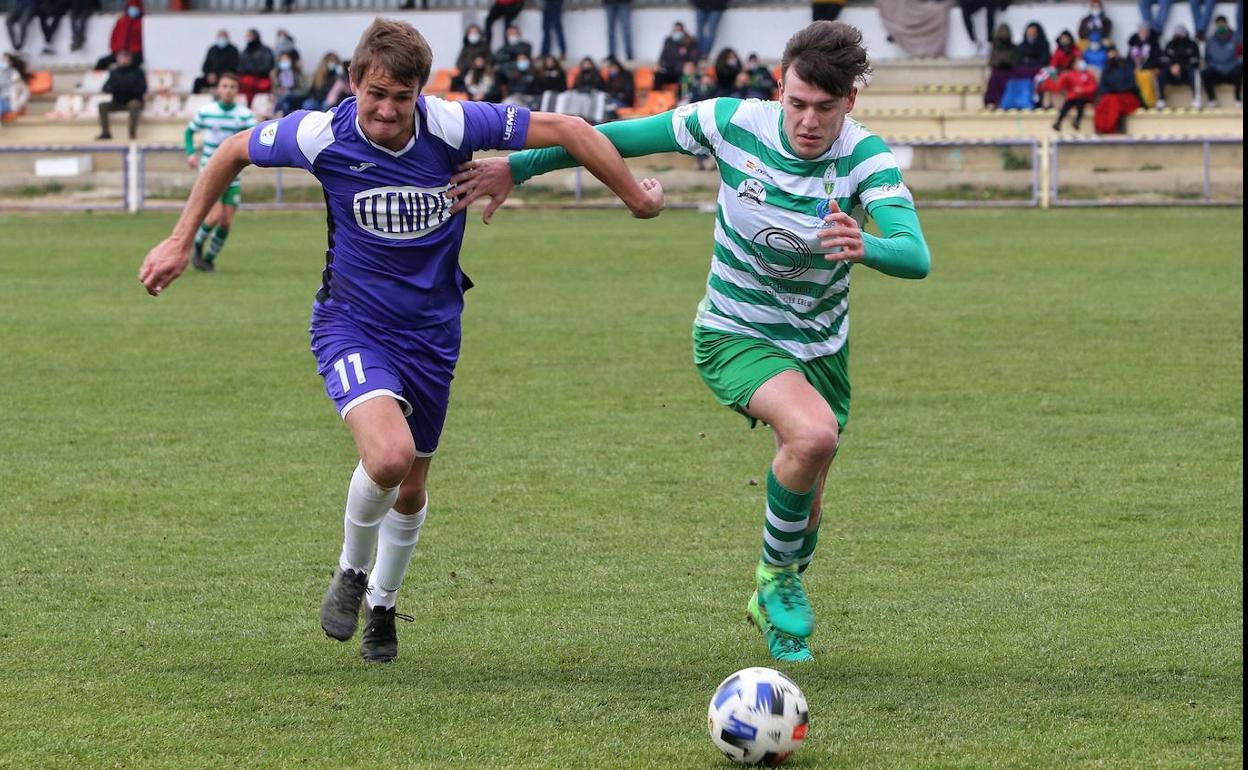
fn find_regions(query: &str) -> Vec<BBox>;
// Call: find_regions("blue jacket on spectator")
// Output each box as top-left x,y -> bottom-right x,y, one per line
1204,25 -> 1240,73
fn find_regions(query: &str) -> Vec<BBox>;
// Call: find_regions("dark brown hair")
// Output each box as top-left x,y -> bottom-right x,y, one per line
350,18 -> 433,89
780,21 -> 872,99
217,72 -> 240,85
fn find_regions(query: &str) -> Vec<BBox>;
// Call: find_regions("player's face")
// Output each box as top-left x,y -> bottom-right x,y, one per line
778,70 -> 856,160
353,67 -> 420,151
216,77 -> 239,105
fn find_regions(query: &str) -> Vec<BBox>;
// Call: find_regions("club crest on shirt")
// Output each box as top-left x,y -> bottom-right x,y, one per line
736,178 -> 767,206
353,185 -> 453,240
821,165 -> 837,196
258,122 -> 278,147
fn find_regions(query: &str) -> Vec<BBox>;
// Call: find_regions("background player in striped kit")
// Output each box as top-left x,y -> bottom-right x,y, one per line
450,21 -> 931,663
184,73 -> 258,272
140,18 -> 664,663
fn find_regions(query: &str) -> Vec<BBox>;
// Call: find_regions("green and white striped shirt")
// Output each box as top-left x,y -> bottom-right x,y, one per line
671,97 -> 913,361
187,100 -> 258,169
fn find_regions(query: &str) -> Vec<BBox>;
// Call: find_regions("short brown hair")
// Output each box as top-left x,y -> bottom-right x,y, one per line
217,72 -> 240,85
780,21 -> 872,99
350,18 -> 433,89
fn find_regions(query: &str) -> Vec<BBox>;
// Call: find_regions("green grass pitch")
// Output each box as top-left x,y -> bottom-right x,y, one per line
0,207 -> 1241,769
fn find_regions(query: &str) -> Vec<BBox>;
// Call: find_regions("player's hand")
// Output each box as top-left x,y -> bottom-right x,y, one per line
185,154 -> 199,170
816,200 -> 865,264
138,237 -> 190,296
449,157 -> 513,224
632,177 -> 664,219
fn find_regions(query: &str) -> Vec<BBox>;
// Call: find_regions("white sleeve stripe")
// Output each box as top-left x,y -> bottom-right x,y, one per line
671,108 -> 704,154
423,96 -> 466,150
295,110 -> 336,167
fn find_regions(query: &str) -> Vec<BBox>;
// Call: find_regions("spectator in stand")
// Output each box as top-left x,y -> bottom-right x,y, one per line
1189,0 -> 1217,40
534,53 -> 565,93
1158,24 -> 1200,107
494,24 -> 532,82
273,51 -> 305,115
1084,30 -> 1110,69
483,0 -> 524,46
68,0 -> 92,52
604,0 -> 633,61
238,28 -> 275,103
678,59 -> 699,102
95,48 -> 144,140
654,21 -> 700,90
461,55 -> 494,101
541,0 -> 565,60
713,47 -> 741,96
262,0 -> 294,15
812,0 -> 846,23
984,23 -> 1017,107
692,0 -> 728,58
1201,15 -> 1242,105
744,52 -> 777,98
1078,0 -> 1114,48
960,0 -> 1008,57
1138,0 -> 1172,34
302,52 -> 345,110
274,29 -> 300,65
1052,58 -> 1098,129
1094,43 -> 1142,131
96,0 -> 142,69
1,52 -> 33,119
571,55 -> 604,91
1128,22 -> 1162,104
503,51 -> 541,107
690,68 -> 718,102
1037,30 -> 1080,107
194,29 -> 240,94
452,24 -> 490,91
1016,22 -> 1052,71
602,56 -> 634,116
37,0 -> 68,56
7,0 -> 37,52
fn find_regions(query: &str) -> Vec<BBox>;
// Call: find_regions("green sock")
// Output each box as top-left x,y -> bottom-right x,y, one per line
795,520 -> 820,575
205,226 -> 230,263
194,223 -> 214,247
761,469 -> 815,567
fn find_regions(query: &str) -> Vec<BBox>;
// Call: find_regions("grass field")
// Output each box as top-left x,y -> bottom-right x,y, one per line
0,207 -> 1242,769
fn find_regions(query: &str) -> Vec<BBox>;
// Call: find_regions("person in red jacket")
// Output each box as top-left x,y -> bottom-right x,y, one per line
1037,30 -> 1081,107
1052,58 -> 1098,130
95,0 -> 143,69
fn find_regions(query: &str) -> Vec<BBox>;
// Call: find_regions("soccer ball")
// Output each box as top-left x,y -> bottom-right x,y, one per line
707,667 -> 810,766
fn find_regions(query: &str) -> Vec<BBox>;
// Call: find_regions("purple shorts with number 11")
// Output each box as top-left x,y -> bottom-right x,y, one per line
309,300 -> 460,457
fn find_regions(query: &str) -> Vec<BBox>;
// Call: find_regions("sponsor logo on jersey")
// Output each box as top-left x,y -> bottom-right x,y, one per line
736,178 -> 767,206
749,227 -> 814,281
349,162 -> 378,172
352,185 -> 453,240
674,103 -> 698,120
744,159 -> 775,183
502,106 -> 518,142
258,122 -> 278,147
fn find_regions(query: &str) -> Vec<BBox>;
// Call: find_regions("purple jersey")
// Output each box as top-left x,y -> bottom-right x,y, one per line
248,96 -> 531,329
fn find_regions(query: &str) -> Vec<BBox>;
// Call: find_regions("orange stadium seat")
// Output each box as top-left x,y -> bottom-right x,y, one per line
617,88 -> 675,119
28,70 -> 53,96
427,68 -> 455,98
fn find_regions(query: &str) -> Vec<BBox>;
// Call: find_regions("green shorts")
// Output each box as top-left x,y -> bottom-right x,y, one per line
692,325 -> 850,429
219,181 -> 241,207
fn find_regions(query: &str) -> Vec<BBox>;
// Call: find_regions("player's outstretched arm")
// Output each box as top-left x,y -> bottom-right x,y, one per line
817,199 -> 930,279
139,129 -> 254,296
524,112 -> 664,219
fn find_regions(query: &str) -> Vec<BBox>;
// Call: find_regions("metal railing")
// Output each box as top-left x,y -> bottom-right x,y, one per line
1049,135 -> 1242,207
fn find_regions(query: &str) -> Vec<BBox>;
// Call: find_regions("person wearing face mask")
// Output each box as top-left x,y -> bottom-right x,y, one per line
1127,22 -> 1162,105
556,55 -> 607,121
273,29 -> 300,65
745,53 -> 777,99
1052,58 -> 1098,130
455,19 -> 931,665
534,53 -> 566,94
1082,30 -> 1109,69
1201,15 -> 1242,105
1036,30 -> 1079,108
463,55 -> 495,101
1078,1 -> 1113,49
238,28 -> 275,103
494,24 -> 532,81
1158,24 -> 1200,107
95,0 -> 143,70
602,56 -> 635,117
273,53 -> 306,116
713,47 -> 742,96
483,0 -> 524,46
194,29 -> 240,95
604,0 -> 634,61
655,21 -> 700,90
303,52 -> 345,111
454,24 -> 492,92
502,52 -> 542,108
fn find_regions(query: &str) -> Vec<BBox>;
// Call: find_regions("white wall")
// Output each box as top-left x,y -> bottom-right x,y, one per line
20,1 -> 1241,78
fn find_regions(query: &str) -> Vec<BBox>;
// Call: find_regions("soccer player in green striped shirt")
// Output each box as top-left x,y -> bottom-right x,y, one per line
451,21 -> 931,662
185,73 -> 258,272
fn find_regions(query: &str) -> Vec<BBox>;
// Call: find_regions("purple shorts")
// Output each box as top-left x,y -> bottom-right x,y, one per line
309,301 -> 460,456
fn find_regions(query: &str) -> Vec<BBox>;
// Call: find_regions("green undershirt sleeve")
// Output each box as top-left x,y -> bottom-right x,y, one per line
184,127 -> 196,158
860,201 -> 931,279
508,112 -> 683,184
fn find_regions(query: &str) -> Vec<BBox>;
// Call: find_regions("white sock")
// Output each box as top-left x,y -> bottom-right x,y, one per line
366,504 -> 427,609
338,461 -> 400,573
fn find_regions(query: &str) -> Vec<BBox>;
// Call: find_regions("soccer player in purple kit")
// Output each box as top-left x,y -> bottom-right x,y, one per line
139,18 -> 664,663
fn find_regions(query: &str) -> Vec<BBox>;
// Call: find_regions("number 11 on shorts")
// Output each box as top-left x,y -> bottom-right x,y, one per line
333,353 -> 366,392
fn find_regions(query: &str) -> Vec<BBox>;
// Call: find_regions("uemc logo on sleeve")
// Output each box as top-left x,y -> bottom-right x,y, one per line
503,106 -> 518,142
353,185 -> 453,240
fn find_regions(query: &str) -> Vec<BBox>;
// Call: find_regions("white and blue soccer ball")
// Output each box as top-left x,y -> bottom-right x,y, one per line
707,667 -> 810,766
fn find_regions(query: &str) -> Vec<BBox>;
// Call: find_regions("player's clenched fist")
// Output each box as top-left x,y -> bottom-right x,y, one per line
138,238 -> 190,296
816,199 -> 865,263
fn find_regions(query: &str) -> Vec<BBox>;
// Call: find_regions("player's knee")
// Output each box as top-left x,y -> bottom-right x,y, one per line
362,446 -> 415,489
789,424 -> 839,468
